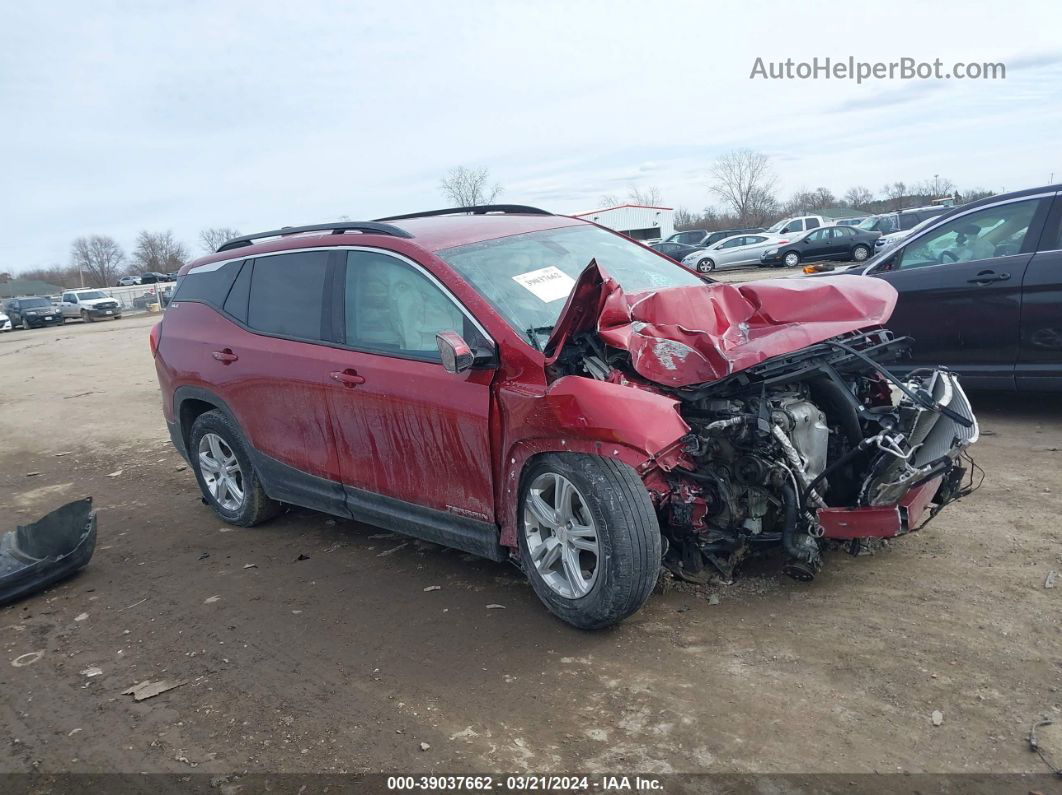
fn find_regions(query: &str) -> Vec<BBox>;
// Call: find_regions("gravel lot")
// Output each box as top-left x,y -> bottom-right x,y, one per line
1,303 -> 1060,777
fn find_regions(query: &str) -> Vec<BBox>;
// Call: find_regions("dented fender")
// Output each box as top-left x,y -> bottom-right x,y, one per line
494,376 -> 689,547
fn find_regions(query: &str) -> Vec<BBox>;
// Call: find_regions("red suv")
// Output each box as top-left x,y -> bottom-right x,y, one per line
152,206 -> 979,628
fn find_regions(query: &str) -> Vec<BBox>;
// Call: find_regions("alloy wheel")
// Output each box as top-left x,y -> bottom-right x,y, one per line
784,252 -> 800,267
198,432 -> 245,512
523,472 -> 600,599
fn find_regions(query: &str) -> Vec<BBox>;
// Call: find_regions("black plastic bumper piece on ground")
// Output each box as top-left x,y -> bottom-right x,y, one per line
0,498 -> 97,605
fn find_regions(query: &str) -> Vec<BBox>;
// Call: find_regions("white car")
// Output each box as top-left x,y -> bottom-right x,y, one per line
764,215 -> 829,236
60,289 -> 122,322
874,215 -> 941,252
116,275 -> 140,286
681,233 -> 787,273
0,310 -> 10,331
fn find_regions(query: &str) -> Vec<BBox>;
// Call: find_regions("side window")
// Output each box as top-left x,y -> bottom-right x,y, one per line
896,200 -> 1041,271
63,293 -> 76,303
806,218 -> 820,230
719,237 -> 743,249
343,251 -> 480,360
807,229 -> 827,242
746,236 -> 767,245
247,252 -> 328,340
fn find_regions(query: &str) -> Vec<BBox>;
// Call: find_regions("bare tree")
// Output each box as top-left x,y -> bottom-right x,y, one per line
199,227 -> 242,253
709,149 -> 778,226
843,186 -> 874,209
601,185 -> 664,207
71,235 -> 125,288
882,181 -> 909,211
439,166 -> 502,207
960,187 -> 995,203
132,230 -> 189,273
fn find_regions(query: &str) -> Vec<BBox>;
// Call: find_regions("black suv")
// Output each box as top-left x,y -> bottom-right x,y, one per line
838,183 -> 1062,391
4,297 -> 63,329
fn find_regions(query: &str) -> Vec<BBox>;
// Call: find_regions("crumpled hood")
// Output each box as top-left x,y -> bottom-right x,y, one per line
545,261 -> 898,388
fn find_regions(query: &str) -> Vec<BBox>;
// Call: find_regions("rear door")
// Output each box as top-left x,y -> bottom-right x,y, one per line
209,251 -> 348,513
1016,192 -> 1062,389
867,195 -> 1050,387
326,249 -> 497,524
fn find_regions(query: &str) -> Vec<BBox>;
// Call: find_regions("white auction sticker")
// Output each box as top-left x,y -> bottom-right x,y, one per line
512,266 -> 576,303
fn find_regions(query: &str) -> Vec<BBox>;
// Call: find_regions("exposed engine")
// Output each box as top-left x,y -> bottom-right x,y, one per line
555,328 -> 979,583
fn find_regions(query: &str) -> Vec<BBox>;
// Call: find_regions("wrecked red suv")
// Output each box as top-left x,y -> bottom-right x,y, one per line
152,206 -> 979,628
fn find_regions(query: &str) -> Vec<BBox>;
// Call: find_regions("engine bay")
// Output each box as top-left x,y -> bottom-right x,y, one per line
553,327 -> 980,583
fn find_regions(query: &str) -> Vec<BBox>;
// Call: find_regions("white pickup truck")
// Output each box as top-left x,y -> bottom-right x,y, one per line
60,289 -> 122,322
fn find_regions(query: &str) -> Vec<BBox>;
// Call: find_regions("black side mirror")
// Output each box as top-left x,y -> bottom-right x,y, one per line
436,330 -> 475,374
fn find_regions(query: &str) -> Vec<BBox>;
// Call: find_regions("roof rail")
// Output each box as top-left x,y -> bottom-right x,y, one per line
373,204 -> 552,222
216,222 -> 413,253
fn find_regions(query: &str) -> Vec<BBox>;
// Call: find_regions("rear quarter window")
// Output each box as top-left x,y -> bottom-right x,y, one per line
172,259 -> 245,308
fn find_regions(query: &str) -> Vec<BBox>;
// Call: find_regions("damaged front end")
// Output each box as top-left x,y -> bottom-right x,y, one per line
547,264 -> 979,584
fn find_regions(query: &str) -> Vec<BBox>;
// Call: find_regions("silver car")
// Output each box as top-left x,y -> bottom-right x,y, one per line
680,233 -> 779,273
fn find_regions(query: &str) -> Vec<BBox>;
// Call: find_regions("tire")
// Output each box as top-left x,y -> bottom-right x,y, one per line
189,409 -> 281,527
852,244 -> 870,262
696,258 -> 715,273
22,317 -> 32,330
517,453 -> 661,630
782,251 -> 801,268
114,315 -> 122,320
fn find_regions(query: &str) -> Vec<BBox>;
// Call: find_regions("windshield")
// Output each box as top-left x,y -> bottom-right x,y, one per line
20,298 -> 51,308
766,219 -> 787,233
77,290 -> 106,300
438,225 -> 704,341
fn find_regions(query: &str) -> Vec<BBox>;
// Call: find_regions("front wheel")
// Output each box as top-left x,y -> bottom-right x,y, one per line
696,258 -> 715,273
189,410 -> 281,527
22,317 -> 32,330
518,453 -> 661,629
783,251 -> 801,268
852,244 -> 870,262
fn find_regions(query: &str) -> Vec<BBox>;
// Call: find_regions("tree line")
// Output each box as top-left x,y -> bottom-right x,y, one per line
677,148 -> 995,231
19,227 -> 241,289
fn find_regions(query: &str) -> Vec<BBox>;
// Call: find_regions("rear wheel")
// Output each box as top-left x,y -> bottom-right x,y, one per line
783,251 -> 801,268
696,258 -> 715,273
518,453 -> 661,629
189,410 -> 281,527
852,244 -> 870,261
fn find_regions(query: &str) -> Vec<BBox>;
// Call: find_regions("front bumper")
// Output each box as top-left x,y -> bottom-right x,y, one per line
818,370 -> 978,540
86,305 -> 121,317
23,314 -> 62,327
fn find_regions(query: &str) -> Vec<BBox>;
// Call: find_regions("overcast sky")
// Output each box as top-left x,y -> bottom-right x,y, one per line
3,0 -> 1061,271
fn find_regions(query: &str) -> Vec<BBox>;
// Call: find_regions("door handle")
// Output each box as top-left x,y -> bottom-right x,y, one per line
212,349 -> 238,363
967,270 -> 1010,284
330,369 -> 365,387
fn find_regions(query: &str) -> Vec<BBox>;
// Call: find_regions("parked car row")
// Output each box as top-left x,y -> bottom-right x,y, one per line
116,271 -> 179,286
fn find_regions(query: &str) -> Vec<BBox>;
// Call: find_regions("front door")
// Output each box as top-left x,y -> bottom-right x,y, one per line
868,195 -> 1049,387
326,249 -> 497,524
1016,193 -> 1062,388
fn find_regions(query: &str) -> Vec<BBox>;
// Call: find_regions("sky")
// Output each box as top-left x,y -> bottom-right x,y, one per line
2,0 -> 1061,271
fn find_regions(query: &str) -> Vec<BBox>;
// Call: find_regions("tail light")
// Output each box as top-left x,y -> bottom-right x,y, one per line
149,322 -> 161,357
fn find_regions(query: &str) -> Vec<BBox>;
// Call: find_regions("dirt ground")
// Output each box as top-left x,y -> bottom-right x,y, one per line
1,301 -> 1060,777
